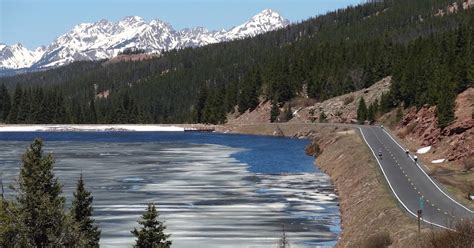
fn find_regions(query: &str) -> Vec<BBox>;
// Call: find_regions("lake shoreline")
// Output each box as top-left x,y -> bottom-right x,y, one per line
0,122 -> 421,246
0,129 -> 340,247
215,123 -> 422,247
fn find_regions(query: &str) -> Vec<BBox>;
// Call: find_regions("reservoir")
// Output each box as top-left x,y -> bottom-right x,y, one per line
0,132 -> 340,247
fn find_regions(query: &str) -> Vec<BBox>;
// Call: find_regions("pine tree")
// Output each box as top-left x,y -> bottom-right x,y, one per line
71,174 -> 100,247
367,102 -> 376,123
238,83 -> 259,114
195,84 -> 208,123
284,104 -> 293,122
396,106 -> 404,123
16,139 -> 67,247
379,92 -> 394,114
132,203 -> 171,248
1,140 -> 90,246
16,88 -> 31,124
0,195 -> 21,246
465,65 -> 474,88
0,84 -> 11,122
270,99 -> 280,123
437,90 -> 455,129
89,99 -> 98,124
357,97 -> 368,124
319,111 -> 327,123
7,86 -> 22,123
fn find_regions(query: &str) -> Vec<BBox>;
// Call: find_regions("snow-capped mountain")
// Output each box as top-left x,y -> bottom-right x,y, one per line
220,9 -> 289,41
0,9 -> 289,71
0,43 -> 45,69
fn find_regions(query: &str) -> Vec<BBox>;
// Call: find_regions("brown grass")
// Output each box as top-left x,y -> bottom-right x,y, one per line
421,219 -> 474,248
397,122 -> 417,139
464,157 -> 474,171
406,122 -> 418,135
361,232 -> 392,248
343,95 -> 355,105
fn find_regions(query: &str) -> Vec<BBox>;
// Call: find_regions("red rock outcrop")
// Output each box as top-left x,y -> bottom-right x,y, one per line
397,88 -> 473,167
400,106 -> 441,146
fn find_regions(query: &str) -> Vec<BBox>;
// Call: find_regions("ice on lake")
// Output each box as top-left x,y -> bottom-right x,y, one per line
0,135 -> 339,247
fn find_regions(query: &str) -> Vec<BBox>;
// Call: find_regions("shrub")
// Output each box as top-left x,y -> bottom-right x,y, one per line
343,95 -> 355,105
319,111 -> 327,123
464,157 -> 474,171
422,219 -> 473,248
395,106 -> 403,123
362,231 -> 392,248
305,142 -> 321,157
406,122 -> 417,134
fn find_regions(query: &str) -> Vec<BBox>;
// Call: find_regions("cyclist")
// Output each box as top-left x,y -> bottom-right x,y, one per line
414,155 -> 418,163
405,149 -> 409,156
378,149 -> 383,159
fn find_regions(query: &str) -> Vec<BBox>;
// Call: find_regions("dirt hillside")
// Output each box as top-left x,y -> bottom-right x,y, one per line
291,77 -> 391,123
227,77 -> 391,125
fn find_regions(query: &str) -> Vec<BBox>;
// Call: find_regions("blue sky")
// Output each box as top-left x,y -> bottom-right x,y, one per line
1,0 -> 363,50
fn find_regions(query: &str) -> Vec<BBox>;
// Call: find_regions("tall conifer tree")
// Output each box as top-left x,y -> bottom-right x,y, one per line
132,203 -> 171,248
71,174 -> 100,247
17,139 -> 67,247
357,97 -> 368,124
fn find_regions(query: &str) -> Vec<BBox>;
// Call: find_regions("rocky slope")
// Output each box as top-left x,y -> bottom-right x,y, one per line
395,88 -> 473,168
227,77 -> 391,125
227,78 -> 472,169
0,9 -> 289,71
291,77 -> 391,123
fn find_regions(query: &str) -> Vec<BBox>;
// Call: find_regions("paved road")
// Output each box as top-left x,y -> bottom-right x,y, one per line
358,126 -> 473,229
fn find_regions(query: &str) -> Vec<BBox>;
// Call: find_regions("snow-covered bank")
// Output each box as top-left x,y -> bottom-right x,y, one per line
0,125 -> 185,132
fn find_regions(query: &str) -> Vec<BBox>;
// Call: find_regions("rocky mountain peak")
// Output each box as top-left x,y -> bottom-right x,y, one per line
0,9 -> 290,72
118,16 -> 145,26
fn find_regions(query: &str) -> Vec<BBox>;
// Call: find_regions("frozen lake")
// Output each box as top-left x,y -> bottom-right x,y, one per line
0,132 -> 340,247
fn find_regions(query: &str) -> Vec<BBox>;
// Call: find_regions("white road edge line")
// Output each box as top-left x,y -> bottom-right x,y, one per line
381,129 -> 474,213
358,127 -> 454,230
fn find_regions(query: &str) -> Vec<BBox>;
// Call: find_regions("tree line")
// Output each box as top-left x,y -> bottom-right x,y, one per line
0,140 -> 171,247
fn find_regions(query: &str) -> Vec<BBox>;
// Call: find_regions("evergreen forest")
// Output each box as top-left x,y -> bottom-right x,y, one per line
0,0 -> 472,125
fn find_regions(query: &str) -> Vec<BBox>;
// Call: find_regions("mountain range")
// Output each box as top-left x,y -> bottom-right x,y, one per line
0,9 -> 289,72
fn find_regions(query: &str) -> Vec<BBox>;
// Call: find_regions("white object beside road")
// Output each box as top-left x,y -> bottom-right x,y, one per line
417,146 -> 431,154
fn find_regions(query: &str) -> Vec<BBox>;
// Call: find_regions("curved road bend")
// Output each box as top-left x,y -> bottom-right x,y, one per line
358,126 -> 473,229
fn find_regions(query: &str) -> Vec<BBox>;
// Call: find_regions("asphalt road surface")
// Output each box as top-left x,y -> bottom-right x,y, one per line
358,126 -> 473,229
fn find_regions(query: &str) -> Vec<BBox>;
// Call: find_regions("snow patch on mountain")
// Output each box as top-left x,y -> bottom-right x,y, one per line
222,9 -> 290,40
0,43 -> 45,69
0,9 -> 289,71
